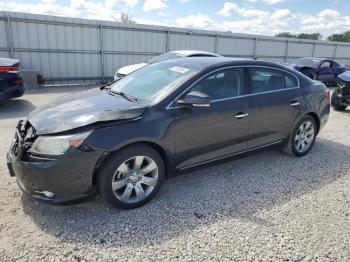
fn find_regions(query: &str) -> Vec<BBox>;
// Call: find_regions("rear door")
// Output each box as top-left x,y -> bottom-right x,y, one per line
247,67 -> 304,149
173,67 -> 252,169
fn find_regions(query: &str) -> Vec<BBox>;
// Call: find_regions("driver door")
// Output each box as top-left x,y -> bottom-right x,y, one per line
173,67 -> 252,169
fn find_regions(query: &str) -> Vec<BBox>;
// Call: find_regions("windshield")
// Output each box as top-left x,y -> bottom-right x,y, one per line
148,52 -> 186,64
294,58 -> 322,68
109,63 -> 198,103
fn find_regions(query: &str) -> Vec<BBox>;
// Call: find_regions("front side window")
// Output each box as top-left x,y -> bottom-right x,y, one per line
250,68 -> 298,93
110,63 -> 198,103
190,68 -> 244,100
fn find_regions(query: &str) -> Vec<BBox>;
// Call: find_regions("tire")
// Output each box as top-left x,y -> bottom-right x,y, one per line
283,115 -> 317,157
331,91 -> 347,111
97,144 -> 165,209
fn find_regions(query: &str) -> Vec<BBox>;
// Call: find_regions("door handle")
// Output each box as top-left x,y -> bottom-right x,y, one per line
290,101 -> 300,107
234,113 -> 249,119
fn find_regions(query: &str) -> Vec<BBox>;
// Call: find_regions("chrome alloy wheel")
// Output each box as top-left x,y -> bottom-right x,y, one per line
112,156 -> 159,204
294,120 -> 315,153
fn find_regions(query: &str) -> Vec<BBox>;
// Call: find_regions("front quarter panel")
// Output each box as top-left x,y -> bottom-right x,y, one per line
84,108 -> 176,167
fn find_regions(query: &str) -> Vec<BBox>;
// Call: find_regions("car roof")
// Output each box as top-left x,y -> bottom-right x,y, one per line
168,50 -> 222,57
297,57 -> 328,61
157,56 -> 302,73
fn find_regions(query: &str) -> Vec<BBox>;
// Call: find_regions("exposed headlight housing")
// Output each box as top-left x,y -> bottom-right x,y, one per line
30,131 -> 92,156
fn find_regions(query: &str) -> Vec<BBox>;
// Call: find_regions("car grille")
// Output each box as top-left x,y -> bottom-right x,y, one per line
342,86 -> 350,97
337,79 -> 350,97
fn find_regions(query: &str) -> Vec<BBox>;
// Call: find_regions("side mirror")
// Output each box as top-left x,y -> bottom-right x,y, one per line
177,91 -> 211,107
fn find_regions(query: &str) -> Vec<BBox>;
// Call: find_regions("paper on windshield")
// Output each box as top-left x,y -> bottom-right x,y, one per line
170,66 -> 189,74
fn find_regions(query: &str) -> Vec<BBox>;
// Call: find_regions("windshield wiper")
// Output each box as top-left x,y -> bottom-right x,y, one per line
106,89 -> 138,102
100,80 -> 117,90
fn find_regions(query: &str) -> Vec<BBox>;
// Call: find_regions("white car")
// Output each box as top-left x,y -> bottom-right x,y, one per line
113,50 -> 222,81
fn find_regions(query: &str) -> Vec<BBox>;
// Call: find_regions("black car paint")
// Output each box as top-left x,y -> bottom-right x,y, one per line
7,58 -> 330,203
28,88 -> 149,135
0,58 -> 25,101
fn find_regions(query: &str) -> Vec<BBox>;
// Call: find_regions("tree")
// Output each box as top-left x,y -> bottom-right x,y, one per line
117,13 -> 136,24
275,32 -> 295,38
328,31 -> 350,42
275,32 -> 322,40
297,33 -> 322,40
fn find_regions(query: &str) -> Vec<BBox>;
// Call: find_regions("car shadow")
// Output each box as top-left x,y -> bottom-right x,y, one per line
21,137 -> 349,248
0,98 -> 36,120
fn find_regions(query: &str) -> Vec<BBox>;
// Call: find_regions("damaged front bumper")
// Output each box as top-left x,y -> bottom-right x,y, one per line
6,120 -> 102,204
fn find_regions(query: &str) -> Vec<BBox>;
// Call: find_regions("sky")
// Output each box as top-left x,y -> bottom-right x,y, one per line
0,0 -> 349,37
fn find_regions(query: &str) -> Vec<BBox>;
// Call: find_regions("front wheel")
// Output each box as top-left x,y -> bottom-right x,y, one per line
331,91 -> 347,111
97,145 -> 165,209
283,116 -> 317,157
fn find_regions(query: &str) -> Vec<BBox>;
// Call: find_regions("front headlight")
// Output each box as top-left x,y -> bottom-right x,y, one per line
30,131 -> 92,156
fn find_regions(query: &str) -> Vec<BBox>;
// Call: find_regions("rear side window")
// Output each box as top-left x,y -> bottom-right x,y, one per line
250,68 -> 298,94
190,68 -> 244,100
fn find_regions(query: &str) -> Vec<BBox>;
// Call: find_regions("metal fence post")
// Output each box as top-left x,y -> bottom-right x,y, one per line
312,42 -> 316,57
253,37 -> 258,59
99,25 -> 105,82
5,16 -> 14,58
215,34 -> 219,53
284,40 -> 289,62
165,30 -> 170,52
333,43 -> 338,60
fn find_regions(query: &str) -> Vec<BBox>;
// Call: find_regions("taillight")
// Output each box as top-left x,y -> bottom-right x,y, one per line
0,66 -> 19,73
324,90 -> 330,102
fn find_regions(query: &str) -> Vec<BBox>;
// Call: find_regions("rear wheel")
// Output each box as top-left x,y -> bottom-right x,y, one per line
283,116 -> 317,157
97,145 -> 165,209
331,91 -> 347,111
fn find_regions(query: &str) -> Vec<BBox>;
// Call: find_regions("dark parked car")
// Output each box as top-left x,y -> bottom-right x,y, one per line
7,58 -> 330,209
331,71 -> 350,111
0,58 -> 25,101
288,57 -> 346,85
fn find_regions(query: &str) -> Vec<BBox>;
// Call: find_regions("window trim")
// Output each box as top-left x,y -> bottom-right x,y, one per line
166,65 -> 300,110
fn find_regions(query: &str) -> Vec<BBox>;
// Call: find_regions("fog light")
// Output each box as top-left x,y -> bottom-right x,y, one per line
42,191 -> 55,198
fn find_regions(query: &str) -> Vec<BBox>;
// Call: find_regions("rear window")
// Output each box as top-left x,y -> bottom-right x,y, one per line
148,53 -> 186,64
294,58 -> 321,68
250,68 -> 298,94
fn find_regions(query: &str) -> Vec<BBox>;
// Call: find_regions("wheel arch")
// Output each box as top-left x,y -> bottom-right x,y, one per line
305,112 -> 320,135
92,140 -> 171,186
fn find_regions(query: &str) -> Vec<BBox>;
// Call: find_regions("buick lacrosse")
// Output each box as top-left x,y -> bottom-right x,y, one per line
7,57 -> 330,209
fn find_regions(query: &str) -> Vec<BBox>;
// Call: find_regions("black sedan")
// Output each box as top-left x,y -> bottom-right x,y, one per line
0,58 -> 25,101
7,57 -> 330,209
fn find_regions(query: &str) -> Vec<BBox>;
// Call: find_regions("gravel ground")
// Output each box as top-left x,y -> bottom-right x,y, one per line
0,87 -> 349,261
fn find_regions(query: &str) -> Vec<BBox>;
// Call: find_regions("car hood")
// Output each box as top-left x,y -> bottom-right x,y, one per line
338,71 -> 350,82
117,63 -> 148,76
28,88 -> 148,135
